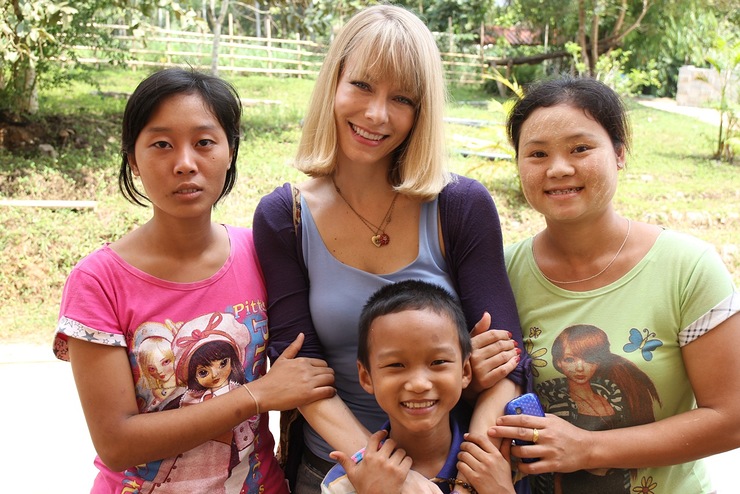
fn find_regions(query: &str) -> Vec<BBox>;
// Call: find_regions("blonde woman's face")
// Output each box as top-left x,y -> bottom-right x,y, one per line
333,55 -> 416,170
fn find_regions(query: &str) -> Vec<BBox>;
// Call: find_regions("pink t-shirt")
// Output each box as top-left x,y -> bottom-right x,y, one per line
54,225 -> 288,494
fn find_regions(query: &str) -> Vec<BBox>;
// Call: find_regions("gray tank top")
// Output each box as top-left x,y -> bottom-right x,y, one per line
301,195 -> 456,459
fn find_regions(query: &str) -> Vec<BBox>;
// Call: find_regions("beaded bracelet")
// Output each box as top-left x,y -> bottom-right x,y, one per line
430,477 -> 478,494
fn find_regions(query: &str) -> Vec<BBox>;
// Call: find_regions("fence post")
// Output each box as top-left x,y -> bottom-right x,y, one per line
480,21 -> 485,84
229,13 -> 235,71
266,14 -> 273,76
448,17 -> 455,83
166,10 -> 171,65
296,33 -> 303,78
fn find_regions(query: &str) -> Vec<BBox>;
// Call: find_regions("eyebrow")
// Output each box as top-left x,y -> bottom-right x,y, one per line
142,124 -> 220,133
375,344 -> 458,359
522,132 -> 600,147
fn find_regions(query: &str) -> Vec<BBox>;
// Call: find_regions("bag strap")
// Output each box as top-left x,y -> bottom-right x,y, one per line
291,183 -> 302,233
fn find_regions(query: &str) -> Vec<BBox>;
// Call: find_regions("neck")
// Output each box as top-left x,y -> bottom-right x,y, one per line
541,213 -> 625,260
388,418 -> 452,478
142,215 -> 218,259
332,166 -> 394,199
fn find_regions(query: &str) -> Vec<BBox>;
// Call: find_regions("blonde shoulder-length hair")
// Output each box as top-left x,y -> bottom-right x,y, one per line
294,4 -> 450,200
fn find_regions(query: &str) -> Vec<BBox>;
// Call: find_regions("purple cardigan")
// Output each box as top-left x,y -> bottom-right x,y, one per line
253,174 -> 528,388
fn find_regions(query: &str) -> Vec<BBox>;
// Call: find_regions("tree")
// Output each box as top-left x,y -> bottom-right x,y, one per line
0,0 -> 160,116
1,0 -> 78,114
503,0 -> 651,74
205,0 -> 231,75
704,27 -> 740,162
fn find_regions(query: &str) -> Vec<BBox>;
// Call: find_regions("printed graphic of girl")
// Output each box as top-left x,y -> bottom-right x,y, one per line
535,324 -> 661,493
133,321 -> 180,410
145,312 -> 255,493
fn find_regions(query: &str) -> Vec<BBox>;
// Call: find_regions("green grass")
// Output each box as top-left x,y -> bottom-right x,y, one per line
1,69 -> 738,345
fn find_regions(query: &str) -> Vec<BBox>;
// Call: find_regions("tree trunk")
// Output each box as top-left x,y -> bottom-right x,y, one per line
209,0 -> 230,76
578,0 -> 590,74
12,62 -> 38,115
590,0 -> 601,74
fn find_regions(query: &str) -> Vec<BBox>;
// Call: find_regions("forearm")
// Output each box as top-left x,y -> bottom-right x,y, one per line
71,334 -> 334,472
300,395 -> 371,454
470,377 -> 519,445
587,406 -> 740,470
85,384 -> 257,471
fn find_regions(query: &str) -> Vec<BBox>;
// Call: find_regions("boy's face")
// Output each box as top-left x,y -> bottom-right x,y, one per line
358,308 -> 472,435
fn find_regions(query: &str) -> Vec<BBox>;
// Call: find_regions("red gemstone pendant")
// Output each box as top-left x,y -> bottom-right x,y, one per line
371,233 -> 390,247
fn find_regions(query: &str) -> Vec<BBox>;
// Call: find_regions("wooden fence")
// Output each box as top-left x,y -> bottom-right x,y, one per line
74,21 -> 492,85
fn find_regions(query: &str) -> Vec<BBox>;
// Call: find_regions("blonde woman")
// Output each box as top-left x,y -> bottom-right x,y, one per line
254,5 -> 527,493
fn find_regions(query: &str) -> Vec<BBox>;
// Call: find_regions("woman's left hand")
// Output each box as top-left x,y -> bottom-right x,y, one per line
488,413 -> 593,475
467,312 -> 520,395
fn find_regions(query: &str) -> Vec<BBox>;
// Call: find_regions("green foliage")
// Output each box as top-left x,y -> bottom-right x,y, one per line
702,25 -> 740,162
0,0 -> 78,113
565,43 -> 661,97
399,0 -> 490,34
0,0 -> 165,115
593,50 -> 661,97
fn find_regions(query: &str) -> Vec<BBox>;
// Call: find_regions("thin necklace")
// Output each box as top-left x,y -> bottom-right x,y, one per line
332,176 -> 399,247
534,219 -> 631,285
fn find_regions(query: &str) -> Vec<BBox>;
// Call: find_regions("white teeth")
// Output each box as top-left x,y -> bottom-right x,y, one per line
549,188 -> 580,195
351,124 -> 384,141
402,400 -> 435,409
178,189 -> 198,194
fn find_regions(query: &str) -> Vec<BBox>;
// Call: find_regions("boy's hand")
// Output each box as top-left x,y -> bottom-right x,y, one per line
457,433 -> 515,494
331,430 -> 411,494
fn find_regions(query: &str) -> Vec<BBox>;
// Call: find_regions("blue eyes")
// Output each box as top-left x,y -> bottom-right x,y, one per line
349,81 -> 415,107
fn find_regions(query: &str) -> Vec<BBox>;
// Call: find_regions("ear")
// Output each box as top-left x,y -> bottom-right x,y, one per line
357,361 -> 375,395
127,154 -> 140,177
461,356 -> 473,390
615,144 -> 626,170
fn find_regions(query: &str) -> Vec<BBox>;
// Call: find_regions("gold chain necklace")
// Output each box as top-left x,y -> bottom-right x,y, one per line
534,219 -> 631,285
332,176 -> 399,247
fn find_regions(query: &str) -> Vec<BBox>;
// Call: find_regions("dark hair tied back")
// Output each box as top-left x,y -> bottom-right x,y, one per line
118,68 -> 242,207
506,76 -> 630,159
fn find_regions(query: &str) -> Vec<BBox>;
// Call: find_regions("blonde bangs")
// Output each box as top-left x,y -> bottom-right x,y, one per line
343,30 -> 424,105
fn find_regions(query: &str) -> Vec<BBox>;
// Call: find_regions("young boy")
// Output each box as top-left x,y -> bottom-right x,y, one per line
321,280 -> 515,494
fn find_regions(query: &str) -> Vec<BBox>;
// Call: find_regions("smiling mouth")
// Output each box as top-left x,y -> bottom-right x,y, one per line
401,400 -> 437,409
547,187 -> 583,195
351,123 -> 385,141
176,188 -> 200,194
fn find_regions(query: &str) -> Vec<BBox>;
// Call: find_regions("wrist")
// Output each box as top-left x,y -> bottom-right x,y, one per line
242,383 -> 261,416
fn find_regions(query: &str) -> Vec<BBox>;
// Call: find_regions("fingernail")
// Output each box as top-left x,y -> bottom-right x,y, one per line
513,340 -> 519,347
507,331 -> 513,338
516,348 -> 522,355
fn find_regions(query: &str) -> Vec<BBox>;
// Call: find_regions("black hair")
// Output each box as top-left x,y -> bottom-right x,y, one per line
187,340 -> 245,390
119,68 -> 242,207
357,280 -> 471,368
507,76 -> 631,159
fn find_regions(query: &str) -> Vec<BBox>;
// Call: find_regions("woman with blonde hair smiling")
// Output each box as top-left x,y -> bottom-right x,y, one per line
254,4 -> 527,493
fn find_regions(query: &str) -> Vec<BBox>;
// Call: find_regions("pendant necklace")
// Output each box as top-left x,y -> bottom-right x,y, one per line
534,219 -> 631,285
332,176 -> 399,247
